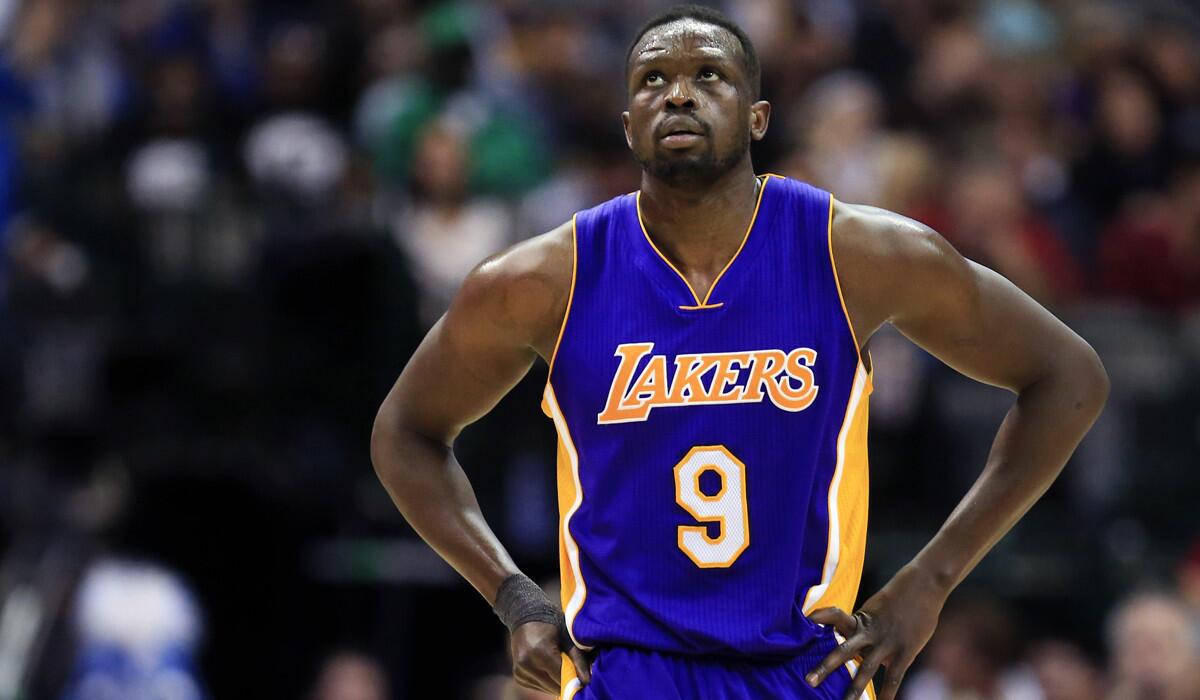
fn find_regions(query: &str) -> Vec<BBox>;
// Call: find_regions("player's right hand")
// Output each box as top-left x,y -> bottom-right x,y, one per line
511,620 -> 592,695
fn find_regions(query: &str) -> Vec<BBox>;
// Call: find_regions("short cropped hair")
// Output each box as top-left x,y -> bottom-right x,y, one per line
625,4 -> 761,98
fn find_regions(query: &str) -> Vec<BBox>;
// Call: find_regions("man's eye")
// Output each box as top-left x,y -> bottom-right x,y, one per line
645,72 -> 665,86
699,69 -> 720,81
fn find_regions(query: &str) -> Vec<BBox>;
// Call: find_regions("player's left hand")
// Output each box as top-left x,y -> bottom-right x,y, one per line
510,619 -> 592,695
804,564 -> 947,700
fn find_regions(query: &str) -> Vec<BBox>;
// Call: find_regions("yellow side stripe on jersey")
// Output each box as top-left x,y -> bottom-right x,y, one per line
808,361 -> 871,614
544,383 -> 591,651
802,362 -> 870,615
560,656 -> 582,700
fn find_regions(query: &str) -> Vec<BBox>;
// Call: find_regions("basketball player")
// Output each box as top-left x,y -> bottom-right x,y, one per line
370,6 -> 1108,699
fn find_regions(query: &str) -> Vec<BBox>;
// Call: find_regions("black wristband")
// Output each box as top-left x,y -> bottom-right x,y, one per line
493,573 -> 563,636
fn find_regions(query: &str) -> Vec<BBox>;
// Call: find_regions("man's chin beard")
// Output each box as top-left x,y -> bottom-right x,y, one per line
639,147 -> 747,188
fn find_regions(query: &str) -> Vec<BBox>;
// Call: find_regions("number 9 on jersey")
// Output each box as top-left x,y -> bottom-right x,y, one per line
674,445 -> 749,568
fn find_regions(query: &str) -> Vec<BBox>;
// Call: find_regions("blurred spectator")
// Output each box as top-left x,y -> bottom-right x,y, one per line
366,3 -> 551,195
245,113 -> 348,206
309,651 -> 390,700
1071,64 -> 1174,221
1180,540 -> 1200,616
904,595 -> 1041,700
393,123 -> 511,325
1105,592 -> 1200,700
1026,640 -> 1103,700
200,0 -> 262,115
1097,159 -> 1200,310
910,19 -> 992,131
5,215 -> 102,432
6,215 -> 90,306
782,71 -> 942,215
353,21 -> 426,156
977,0 -> 1060,60
516,142 -> 639,237
1136,22 -> 1200,157
787,71 -> 886,204
928,161 -> 1083,306
261,22 -> 331,114
59,560 -> 207,700
14,0 -> 127,143
471,674 -> 553,700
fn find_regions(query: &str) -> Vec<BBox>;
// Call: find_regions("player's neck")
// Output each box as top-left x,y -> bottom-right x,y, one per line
638,160 -> 761,259
638,158 -> 758,243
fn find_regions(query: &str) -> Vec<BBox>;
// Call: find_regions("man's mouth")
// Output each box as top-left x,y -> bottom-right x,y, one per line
661,133 -> 703,147
658,122 -> 706,148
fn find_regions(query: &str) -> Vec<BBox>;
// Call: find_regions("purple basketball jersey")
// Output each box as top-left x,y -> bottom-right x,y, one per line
543,174 -> 872,660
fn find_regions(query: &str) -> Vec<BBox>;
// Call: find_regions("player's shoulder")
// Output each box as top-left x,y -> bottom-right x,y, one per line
831,199 -> 948,266
473,220 -> 574,288
830,198 -> 977,333
454,220 -> 575,352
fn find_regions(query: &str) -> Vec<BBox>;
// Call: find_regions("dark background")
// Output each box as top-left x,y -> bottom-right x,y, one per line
0,0 -> 1198,698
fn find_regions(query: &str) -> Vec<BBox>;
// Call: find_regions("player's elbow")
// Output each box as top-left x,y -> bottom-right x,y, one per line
369,401 -> 398,478
370,394 -> 453,482
370,393 -> 414,479
1084,346 -> 1110,415
1062,339 -> 1110,421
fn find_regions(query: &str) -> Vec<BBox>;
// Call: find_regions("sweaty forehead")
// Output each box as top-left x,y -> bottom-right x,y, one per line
631,19 -> 741,66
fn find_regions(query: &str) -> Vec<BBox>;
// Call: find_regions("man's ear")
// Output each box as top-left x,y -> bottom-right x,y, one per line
621,111 -> 633,149
750,100 -> 771,142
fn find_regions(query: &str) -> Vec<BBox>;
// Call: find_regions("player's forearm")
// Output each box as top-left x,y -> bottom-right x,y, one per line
907,347 -> 1109,594
370,417 -> 520,604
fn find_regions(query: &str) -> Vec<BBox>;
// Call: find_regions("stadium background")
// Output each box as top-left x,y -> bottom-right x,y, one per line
0,0 -> 1198,698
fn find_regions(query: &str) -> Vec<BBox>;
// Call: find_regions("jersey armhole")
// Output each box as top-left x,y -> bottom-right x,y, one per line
541,214 -> 579,416
825,195 -> 873,390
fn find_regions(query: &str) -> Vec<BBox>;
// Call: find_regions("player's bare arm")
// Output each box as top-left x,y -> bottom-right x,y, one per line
369,221 -> 590,695
805,202 -> 1110,700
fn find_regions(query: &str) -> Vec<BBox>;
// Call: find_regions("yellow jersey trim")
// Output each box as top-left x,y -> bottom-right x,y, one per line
826,194 -> 872,385
802,363 -> 869,614
635,174 -> 771,308
543,383 -> 592,651
560,662 -> 582,700
546,214 -> 578,379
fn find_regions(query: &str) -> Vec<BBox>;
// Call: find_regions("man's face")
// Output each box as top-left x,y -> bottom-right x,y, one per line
623,20 -> 769,187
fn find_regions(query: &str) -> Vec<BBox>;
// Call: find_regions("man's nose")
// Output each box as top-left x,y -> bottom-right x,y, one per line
665,79 -> 696,110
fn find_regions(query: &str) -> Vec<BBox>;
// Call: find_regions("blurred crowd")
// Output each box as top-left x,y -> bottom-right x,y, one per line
0,0 -> 1197,698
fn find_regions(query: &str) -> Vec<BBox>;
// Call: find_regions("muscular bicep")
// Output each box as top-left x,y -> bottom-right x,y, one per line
388,304 -> 538,445
891,248 -> 1079,393
837,203 -> 1090,393
378,226 -> 573,444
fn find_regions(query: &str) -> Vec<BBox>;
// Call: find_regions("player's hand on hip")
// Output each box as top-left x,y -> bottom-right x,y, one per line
805,565 -> 947,700
510,620 -> 592,695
